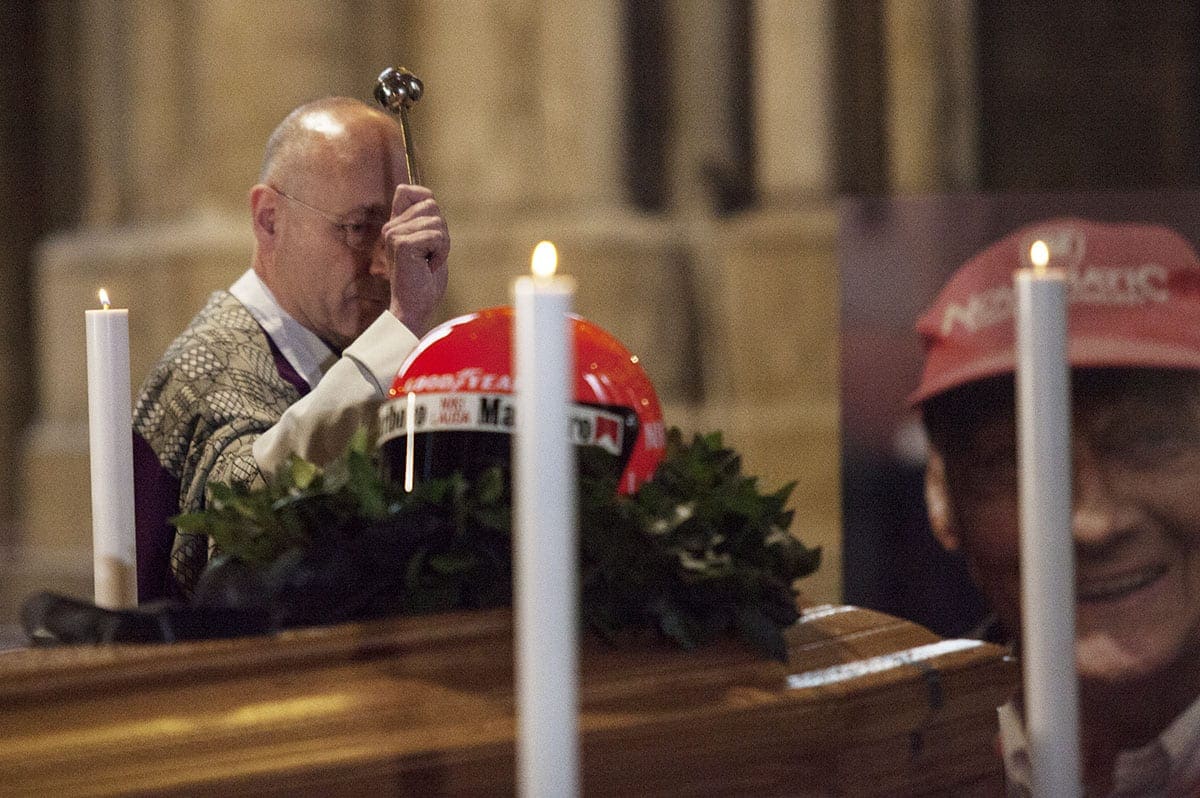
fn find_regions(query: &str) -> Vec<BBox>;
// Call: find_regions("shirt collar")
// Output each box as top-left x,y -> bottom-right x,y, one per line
998,691 -> 1200,796
1157,690 -> 1200,791
229,269 -> 337,389
996,699 -> 1032,794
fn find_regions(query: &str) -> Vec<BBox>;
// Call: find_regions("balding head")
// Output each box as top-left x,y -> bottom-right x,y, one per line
258,97 -> 406,191
248,96 -> 413,350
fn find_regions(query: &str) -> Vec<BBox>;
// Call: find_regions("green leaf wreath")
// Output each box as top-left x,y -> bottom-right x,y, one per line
173,427 -> 821,660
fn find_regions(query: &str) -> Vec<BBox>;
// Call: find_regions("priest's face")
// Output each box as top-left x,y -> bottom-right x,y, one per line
267,107 -> 409,351
932,369 -> 1200,691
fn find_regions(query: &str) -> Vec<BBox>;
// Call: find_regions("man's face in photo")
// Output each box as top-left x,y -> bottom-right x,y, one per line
933,369 -> 1200,688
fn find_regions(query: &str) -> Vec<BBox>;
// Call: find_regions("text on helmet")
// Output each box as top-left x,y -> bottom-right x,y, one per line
379,392 -> 625,456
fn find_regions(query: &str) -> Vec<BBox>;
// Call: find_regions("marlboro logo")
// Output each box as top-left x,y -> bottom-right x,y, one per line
594,416 -> 622,450
572,411 -> 625,455
378,392 -> 625,456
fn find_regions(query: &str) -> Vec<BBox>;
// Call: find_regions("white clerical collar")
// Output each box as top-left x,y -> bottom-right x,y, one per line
229,269 -> 336,389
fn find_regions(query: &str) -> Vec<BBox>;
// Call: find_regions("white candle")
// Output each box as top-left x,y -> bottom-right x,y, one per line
1014,241 -> 1081,797
85,288 -> 137,609
512,240 -> 579,798
404,390 -> 416,493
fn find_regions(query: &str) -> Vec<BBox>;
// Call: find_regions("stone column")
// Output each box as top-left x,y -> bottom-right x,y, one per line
660,0 -> 741,406
414,0 -> 623,216
754,0 -> 836,201
659,0 -> 844,603
534,0 -> 624,210
883,0 -> 978,193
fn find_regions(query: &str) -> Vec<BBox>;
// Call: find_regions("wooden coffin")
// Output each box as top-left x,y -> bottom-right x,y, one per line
0,604 -> 1015,796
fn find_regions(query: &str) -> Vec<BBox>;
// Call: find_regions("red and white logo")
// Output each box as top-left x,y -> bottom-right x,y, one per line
379,392 -> 625,457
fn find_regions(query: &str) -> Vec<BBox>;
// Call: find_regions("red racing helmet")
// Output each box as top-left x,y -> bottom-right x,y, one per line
377,306 -> 666,495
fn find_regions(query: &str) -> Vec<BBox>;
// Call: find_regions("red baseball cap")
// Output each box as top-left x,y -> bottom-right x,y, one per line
911,217 -> 1200,405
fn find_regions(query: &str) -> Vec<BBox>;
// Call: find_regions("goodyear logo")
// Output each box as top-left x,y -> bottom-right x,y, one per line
394,368 -> 513,394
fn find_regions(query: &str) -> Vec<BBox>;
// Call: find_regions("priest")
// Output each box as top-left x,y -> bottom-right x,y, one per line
133,97 -> 450,601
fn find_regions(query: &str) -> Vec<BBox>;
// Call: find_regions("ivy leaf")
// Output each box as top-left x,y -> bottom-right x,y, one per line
288,458 -> 320,491
176,424 -> 821,660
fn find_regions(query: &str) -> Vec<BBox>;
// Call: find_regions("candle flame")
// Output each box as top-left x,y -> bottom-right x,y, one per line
1030,240 -> 1050,275
531,240 -> 558,278
98,288 -> 111,310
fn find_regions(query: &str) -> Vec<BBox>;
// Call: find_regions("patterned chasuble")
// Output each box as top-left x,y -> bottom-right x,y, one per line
133,290 -> 309,600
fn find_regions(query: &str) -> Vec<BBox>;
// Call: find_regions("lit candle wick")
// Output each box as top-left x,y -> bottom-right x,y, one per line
98,288 -> 112,311
531,240 -> 558,278
1030,240 -> 1050,276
